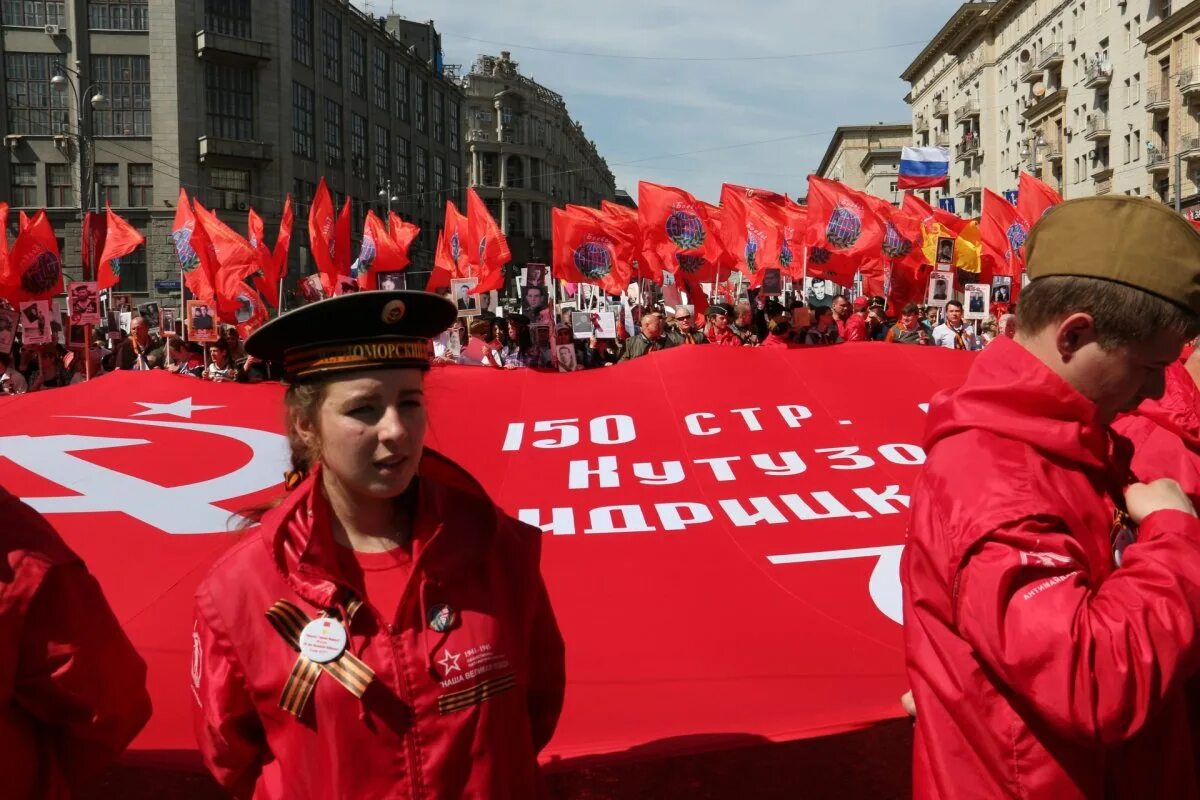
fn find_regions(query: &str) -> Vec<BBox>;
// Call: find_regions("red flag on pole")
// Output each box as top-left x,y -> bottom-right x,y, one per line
175,189 -> 218,305
436,200 -> 471,278
638,181 -> 724,274
0,209 -> 62,303
357,210 -> 410,289
191,200 -> 261,313
804,177 -> 885,287
307,178 -> 340,294
551,206 -> 634,296
980,188 -> 1029,281
777,201 -> 809,281
1016,171 -> 1062,227
387,211 -> 419,265
247,198 -> 293,309
466,187 -> 510,294
0,203 -> 10,278
719,184 -> 787,287
426,229 -> 452,292
96,204 -> 145,291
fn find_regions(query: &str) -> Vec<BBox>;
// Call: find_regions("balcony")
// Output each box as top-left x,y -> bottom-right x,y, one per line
1181,66 -> 1200,99
934,130 -> 950,146
1146,84 -> 1172,113
954,99 -> 981,123
1044,141 -> 1064,162
1019,59 -> 1042,83
1090,161 -> 1114,181
195,30 -> 272,65
1180,135 -> 1200,163
933,99 -> 949,118
956,135 -> 982,161
1146,146 -> 1171,174
1083,59 -> 1112,89
914,114 -> 929,133
197,136 -> 273,164
1083,112 -> 1110,141
1021,88 -> 1067,121
955,175 -> 982,196
1037,43 -> 1065,70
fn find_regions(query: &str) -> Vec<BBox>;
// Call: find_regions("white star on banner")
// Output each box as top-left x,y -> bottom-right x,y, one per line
130,398 -> 224,420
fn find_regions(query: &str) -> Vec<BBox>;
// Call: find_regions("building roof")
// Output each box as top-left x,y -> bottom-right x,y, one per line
899,1 -> 993,83
814,124 -> 913,178
613,189 -> 636,209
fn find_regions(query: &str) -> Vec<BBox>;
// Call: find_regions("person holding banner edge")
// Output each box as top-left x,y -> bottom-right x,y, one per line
191,291 -> 565,799
903,196 -> 1200,799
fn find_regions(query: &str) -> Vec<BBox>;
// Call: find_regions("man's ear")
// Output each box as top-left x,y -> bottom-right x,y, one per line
1054,313 -> 1098,360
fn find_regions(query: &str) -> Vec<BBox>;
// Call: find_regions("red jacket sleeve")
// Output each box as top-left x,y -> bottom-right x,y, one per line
526,573 -> 565,754
954,509 -> 1200,746
843,316 -> 867,343
192,591 -> 267,799
15,558 -> 152,790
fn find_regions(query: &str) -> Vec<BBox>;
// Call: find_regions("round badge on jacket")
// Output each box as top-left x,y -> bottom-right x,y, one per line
298,617 -> 348,664
427,603 -> 456,633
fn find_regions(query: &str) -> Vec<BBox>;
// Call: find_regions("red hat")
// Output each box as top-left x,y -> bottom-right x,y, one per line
853,296 -> 869,311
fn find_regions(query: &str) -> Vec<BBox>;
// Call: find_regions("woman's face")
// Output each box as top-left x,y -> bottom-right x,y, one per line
507,321 -> 519,339
304,369 -> 427,500
712,313 -> 729,331
210,347 -> 227,366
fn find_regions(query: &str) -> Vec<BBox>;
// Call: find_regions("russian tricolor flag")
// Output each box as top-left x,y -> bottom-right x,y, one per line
898,146 -> 950,190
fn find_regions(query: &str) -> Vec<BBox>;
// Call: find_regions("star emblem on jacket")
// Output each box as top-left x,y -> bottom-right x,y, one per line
438,648 -> 462,674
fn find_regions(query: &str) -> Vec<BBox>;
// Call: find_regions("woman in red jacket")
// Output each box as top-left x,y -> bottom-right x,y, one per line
191,291 -> 566,799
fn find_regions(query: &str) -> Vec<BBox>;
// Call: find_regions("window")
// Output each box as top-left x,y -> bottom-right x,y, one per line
373,48 -> 388,110
1124,133 -> 1131,163
5,53 -> 68,135
128,163 -> 152,206
449,163 -> 460,201
204,0 -> 250,38
91,55 -> 151,136
324,98 -> 343,165
374,124 -> 390,186
95,163 -> 120,204
47,163 -> 72,207
205,63 -> 254,140
448,102 -> 459,151
350,113 -> 367,178
349,30 -> 366,97
209,167 -> 249,210
413,75 -> 427,132
292,82 -> 315,159
1134,129 -> 1141,160
395,136 -> 409,193
2,0 -> 63,26
292,0 -> 313,66
432,89 -> 444,143
111,244 -> 147,293
88,0 -> 146,30
394,63 -> 409,122
10,164 -> 37,207
415,146 -> 427,196
320,10 -> 341,84
433,155 -> 444,201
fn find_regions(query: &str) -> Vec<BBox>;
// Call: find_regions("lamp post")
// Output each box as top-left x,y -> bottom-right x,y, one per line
377,180 -> 399,216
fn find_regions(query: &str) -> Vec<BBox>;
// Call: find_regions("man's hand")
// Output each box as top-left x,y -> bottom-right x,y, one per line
901,690 -> 916,718
1125,479 -> 1197,524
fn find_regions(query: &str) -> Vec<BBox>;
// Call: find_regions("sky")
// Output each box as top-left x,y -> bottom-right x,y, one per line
355,1 -> 963,203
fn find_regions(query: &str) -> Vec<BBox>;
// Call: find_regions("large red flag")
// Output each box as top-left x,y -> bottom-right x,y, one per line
0,203 -> 9,278
436,200 -> 471,278
466,187 -> 510,294
980,188 -> 1029,280
357,210 -> 410,289
96,204 -> 145,291
217,278 -> 269,339
1016,172 -> 1062,227
552,206 -> 634,296
0,209 -> 62,302
175,189 -> 217,305
901,191 -> 967,237
307,178 -> 339,292
804,177 -> 885,287
777,202 -> 808,281
191,200 -> 261,312
638,181 -> 723,274
387,212 -> 419,266
18,210 -> 29,234
427,229 -> 452,292
249,196 -> 293,310
246,207 -> 273,299
859,194 -> 922,299
719,184 -> 787,287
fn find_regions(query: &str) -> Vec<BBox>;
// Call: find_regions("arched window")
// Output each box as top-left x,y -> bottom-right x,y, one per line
506,201 -> 524,237
505,155 -> 525,188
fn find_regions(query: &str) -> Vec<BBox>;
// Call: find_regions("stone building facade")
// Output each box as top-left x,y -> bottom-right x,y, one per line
814,124 -> 914,201
0,0 -> 465,304
462,51 -> 615,268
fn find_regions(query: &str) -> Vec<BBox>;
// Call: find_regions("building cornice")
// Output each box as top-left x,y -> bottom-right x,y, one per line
900,2 -> 994,83
1140,3 -> 1200,47
815,125 -> 913,177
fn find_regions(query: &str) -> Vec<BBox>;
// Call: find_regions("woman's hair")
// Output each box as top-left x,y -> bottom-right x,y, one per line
210,340 -> 230,355
767,318 -> 791,336
902,303 -> 920,316
468,319 -> 492,337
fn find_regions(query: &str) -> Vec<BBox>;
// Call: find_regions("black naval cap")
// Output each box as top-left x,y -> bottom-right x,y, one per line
244,290 -> 457,382
705,303 -> 734,318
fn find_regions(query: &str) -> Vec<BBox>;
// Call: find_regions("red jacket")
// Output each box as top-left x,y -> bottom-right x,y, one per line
0,488 -> 151,799
192,452 -> 566,800
843,312 -> 869,342
903,336 -> 1200,799
1116,361 -> 1200,499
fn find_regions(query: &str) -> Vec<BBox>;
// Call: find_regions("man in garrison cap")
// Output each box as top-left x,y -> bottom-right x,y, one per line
903,196 -> 1200,799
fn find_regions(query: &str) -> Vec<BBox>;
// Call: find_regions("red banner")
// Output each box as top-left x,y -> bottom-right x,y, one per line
0,345 -> 972,770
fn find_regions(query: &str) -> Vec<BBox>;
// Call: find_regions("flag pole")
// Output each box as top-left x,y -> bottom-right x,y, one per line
84,324 -> 91,381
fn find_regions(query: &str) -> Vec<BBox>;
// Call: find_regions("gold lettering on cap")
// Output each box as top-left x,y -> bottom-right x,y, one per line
382,300 -> 406,325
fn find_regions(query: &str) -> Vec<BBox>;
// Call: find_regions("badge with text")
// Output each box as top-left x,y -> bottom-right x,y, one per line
298,617 -> 348,663
427,603 -> 456,633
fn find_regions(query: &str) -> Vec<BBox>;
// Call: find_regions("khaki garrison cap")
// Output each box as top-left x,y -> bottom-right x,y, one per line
1025,195 -> 1200,315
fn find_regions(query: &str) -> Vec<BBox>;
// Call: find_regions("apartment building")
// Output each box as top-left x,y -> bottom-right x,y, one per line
814,124 -> 914,201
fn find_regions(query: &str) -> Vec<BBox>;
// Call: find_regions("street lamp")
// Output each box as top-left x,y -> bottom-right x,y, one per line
377,180 -> 400,215
49,63 -> 109,218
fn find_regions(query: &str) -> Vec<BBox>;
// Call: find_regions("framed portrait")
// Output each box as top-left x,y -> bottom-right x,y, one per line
19,300 -> 52,346
161,307 -> 179,337
375,271 -> 405,291
935,236 -> 955,267
805,278 -> 836,308
926,271 -> 953,307
570,312 -> 594,340
520,282 -> 549,321
555,344 -> 578,373
299,274 -> 326,305
68,323 -> 87,347
524,263 -> 547,288
963,283 -> 990,321
477,290 -> 499,316
105,311 -> 122,341
110,293 -> 134,313
0,308 -> 17,354
990,275 -> 1013,304
186,300 -> 219,343
761,268 -> 783,297
451,277 -> 480,316
67,281 -> 101,325
118,311 -> 132,335
138,302 -> 161,334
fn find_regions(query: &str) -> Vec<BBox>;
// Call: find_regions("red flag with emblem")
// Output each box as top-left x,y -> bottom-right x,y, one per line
980,188 -> 1029,280
638,181 -> 723,274
175,189 -> 217,305
777,201 -> 808,281
466,188 -> 510,294
436,200 -> 471,278
804,177 -> 885,287
191,201 -> 261,313
96,204 -> 145,291
307,178 -> 341,294
859,194 -> 921,299
261,195 -> 294,310
552,206 -> 634,296
246,207 -> 272,300
0,209 -> 62,303
1016,171 -> 1062,228
357,210 -> 411,290
719,184 -> 787,288
217,279 -> 269,339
